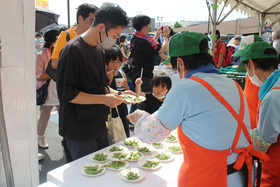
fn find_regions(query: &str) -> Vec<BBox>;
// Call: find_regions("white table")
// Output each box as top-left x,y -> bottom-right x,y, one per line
47,138 -> 183,187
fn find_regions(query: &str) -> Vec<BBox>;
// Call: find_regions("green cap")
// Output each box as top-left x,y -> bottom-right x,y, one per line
161,31 -> 208,65
232,35 -> 263,57
241,41 -> 278,62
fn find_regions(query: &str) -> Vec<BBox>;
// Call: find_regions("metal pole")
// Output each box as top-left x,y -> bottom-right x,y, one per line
67,0 -> 70,28
259,13 -> 265,37
212,0 -> 217,55
0,92 -> 15,187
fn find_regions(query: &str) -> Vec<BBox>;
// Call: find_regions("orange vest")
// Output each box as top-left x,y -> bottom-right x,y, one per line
244,75 -> 261,129
256,86 -> 280,187
177,77 -> 267,187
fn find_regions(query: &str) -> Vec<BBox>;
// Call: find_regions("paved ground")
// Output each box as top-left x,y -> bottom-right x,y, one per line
38,108 -> 134,184
38,110 -> 66,184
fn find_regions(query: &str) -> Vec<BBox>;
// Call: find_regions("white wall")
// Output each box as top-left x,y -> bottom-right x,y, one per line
0,0 -> 39,186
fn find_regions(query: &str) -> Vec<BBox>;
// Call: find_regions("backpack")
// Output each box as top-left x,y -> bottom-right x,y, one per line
216,41 -> 235,65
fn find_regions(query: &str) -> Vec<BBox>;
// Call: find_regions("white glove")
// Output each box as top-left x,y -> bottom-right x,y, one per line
127,109 -> 148,125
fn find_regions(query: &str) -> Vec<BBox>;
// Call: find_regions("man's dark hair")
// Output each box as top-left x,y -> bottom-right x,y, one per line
119,34 -> 126,43
104,44 -> 123,65
58,26 -> 68,33
170,38 -> 214,70
150,72 -> 172,91
242,48 -> 278,71
76,3 -> 98,24
132,15 -> 151,31
216,30 -> 220,39
93,3 -> 128,30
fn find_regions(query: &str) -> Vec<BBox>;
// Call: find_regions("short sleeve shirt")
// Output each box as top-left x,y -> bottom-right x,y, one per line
51,27 -> 78,60
214,41 -> 227,67
157,73 -> 251,163
56,36 -> 109,140
144,92 -> 163,114
258,77 -> 280,143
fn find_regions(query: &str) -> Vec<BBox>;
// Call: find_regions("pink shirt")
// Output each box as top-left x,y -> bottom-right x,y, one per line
36,48 -> 50,89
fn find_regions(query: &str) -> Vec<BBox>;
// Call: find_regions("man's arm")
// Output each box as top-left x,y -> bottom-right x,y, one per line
69,91 -> 124,108
217,52 -> 224,69
158,35 -> 168,53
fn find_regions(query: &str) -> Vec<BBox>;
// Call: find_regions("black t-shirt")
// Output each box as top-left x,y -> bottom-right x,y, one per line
56,36 -> 109,140
130,35 -> 161,78
144,92 -> 163,114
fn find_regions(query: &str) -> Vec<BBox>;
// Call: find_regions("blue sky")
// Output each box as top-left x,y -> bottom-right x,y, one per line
48,0 -> 249,26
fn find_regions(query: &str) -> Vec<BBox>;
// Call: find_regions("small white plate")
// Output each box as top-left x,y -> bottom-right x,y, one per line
165,134 -> 178,143
128,151 -> 145,162
123,94 -> 136,103
103,160 -> 129,171
151,142 -> 165,149
122,138 -> 141,148
108,151 -> 130,161
136,144 -> 156,155
89,152 -> 108,163
152,151 -> 175,163
132,96 -> 146,103
81,163 -> 106,177
137,158 -> 162,171
119,168 -> 145,182
107,146 -> 128,153
165,144 -> 183,154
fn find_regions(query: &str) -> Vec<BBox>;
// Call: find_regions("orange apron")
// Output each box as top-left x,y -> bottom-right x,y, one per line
177,77 -> 266,187
244,75 -> 261,129
256,86 -> 280,187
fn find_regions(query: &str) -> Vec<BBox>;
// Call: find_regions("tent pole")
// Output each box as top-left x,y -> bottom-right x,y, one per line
259,13 -> 265,37
212,0 -> 217,56
0,92 -> 15,187
217,0 -> 243,25
263,18 -> 280,33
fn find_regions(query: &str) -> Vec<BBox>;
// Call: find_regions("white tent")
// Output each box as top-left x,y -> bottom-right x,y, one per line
0,0 -> 38,186
208,0 -> 280,52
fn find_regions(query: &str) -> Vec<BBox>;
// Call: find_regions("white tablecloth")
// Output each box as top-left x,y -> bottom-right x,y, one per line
47,138 -> 183,187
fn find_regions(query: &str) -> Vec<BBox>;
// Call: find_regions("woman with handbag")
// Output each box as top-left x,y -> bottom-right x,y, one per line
36,29 -> 59,149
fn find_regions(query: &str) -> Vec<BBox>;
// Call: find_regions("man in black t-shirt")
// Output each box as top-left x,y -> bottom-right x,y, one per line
56,3 -> 135,161
129,15 -> 170,92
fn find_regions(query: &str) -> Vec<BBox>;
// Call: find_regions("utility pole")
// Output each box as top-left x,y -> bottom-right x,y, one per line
67,0 -> 70,28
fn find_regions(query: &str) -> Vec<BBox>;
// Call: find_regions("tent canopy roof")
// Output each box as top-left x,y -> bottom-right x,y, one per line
218,0 -> 280,22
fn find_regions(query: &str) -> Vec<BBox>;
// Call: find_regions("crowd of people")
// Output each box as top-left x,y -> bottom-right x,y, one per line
35,2 -> 280,186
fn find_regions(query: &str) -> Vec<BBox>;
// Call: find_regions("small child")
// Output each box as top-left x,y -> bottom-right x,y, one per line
135,72 -> 172,114
105,44 -> 130,137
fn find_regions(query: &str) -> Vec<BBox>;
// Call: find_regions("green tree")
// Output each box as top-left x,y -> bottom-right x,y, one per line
174,21 -> 183,28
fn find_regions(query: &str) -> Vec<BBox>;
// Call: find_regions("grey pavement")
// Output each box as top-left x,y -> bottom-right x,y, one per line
38,107 -> 134,185
38,110 -> 66,184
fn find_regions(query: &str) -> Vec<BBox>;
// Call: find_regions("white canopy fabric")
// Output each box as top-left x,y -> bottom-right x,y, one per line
218,0 -> 280,23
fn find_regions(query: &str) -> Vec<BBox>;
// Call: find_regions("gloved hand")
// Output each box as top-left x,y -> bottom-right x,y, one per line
127,109 -> 148,125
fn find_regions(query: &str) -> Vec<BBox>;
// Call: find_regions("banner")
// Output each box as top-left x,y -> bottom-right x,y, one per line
36,0 -> 48,9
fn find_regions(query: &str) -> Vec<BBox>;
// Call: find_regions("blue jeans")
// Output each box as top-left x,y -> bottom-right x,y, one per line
65,132 -> 108,161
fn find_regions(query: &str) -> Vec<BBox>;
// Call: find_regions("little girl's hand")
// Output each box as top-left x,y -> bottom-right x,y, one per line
135,78 -> 143,85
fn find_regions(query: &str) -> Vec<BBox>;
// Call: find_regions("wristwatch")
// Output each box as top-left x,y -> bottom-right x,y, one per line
118,91 -> 123,95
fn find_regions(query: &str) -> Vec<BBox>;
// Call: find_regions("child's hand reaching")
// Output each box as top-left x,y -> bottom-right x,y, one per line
135,78 -> 143,86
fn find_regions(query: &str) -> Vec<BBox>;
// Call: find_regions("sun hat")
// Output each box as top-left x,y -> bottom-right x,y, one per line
161,31 -> 208,65
232,35 -> 263,57
240,41 -> 278,62
234,35 -> 263,72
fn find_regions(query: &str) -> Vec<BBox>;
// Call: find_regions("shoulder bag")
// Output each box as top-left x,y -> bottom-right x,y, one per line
106,107 -> 127,145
